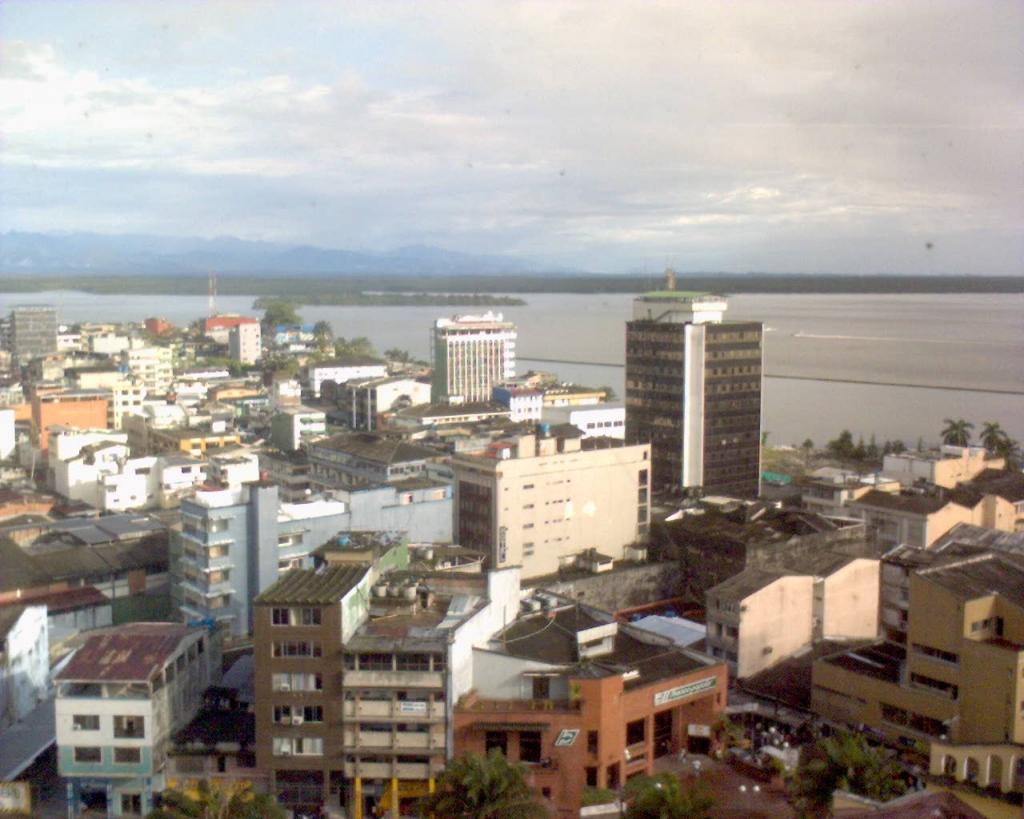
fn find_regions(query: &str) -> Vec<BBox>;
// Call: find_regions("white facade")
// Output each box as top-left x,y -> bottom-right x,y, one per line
543,404 -> 625,439
109,379 -> 147,430
208,450 -> 260,486
432,312 -> 516,403
90,334 -> 131,355
229,322 -> 262,365
0,407 -> 14,459
270,407 -> 328,451
124,346 -> 174,395
309,361 -> 388,398
0,605 -> 49,730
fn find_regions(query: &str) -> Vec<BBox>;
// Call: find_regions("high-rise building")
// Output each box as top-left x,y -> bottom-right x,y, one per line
431,312 -> 516,403
625,280 -> 763,497
10,305 -> 58,365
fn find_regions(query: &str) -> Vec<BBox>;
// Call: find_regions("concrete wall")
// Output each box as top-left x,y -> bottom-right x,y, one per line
821,558 -> 880,640
738,576 -> 814,679
0,606 -> 49,728
525,562 -> 686,613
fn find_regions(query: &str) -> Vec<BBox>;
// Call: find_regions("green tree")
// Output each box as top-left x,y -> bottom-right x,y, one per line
940,418 -> 974,447
599,385 -> 618,401
146,780 -> 286,819
334,336 -> 378,358
790,731 -> 907,818
979,421 -> 1009,452
993,437 -> 1021,471
417,749 -> 549,819
312,320 -> 334,341
624,773 -> 713,819
261,299 -> 302,329
385,347 -> 412,363
826,430 -> 855,460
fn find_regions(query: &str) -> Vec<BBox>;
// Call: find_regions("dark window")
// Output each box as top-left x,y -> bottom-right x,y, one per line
114,716 -> 145,739
626,718 -> 645,746
73,715 -> 99,731
113,747 -> 141,764
519,731 -> 542,763
586,766 -> 598,787
73,747 -> 102,763
532,676 -> 550,700
217,756 -> 227,773
485,731 -> 508,756
587,730 -> 599,755
272,608 -> 290,626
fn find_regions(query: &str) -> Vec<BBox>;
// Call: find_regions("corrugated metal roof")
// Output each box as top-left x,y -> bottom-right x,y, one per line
57,623 -> 199,683
254,565 -> 368,605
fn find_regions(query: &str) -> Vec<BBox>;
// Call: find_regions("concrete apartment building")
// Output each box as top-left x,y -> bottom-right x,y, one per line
308,357 -> 389,399
455,593 -> 728,817
431,312 -> 516,403
452,425 -> 651,578
543,403 -> 626,440
123,346 -> 174,396
10,304 -> 58,365
228,319 -> 262,365
56,623 -> 223,818
335,375 -> 431,431
307,433 -> 447,489
270,407 -> 327,452
704,552 -> 879,679
848,489 -> 986,548
625,278 -> 763,497
172,482 -> 349,635
253,562 -> 521,818
811,551 -> 1024,795
32,389 -> 110,452
800,468 -> 901,518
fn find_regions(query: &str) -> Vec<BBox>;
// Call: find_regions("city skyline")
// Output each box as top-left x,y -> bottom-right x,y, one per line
2,1 -> 1022,276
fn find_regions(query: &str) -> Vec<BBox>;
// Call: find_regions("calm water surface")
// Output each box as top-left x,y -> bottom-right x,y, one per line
3,290 -> 1021,449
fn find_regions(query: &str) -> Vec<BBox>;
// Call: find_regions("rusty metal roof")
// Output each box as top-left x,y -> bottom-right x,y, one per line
56,623 -> 199,683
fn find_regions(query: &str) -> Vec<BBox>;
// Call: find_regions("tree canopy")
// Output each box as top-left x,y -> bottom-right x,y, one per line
417,749 -> 549,819
623,773 -> 713,819
261,298 -> 302,328
940,418 -> 974,447
146,780 -> 286,819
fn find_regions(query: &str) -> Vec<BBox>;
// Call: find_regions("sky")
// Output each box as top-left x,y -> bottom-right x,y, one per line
1,0 -> 1022,274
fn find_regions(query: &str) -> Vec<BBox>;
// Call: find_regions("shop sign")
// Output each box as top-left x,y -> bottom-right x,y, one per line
653,675 -> 717,707
0,783 -> 30,814
554,729 -> 579,746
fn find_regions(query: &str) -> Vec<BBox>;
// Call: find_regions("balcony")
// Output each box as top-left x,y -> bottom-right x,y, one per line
343,730 -> 441,751
459,695 -> 581,714
343,700 -> 446,721
343,670 -> 443,690
343,760 -> 443,781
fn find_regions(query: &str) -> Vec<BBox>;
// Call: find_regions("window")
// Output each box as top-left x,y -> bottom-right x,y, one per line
626,718 -> 645,746
272,608 -> 291,626
120,795 -> 142,814
519,731 -> 542,763
912,643 -> 959,665
485,731 -> 508,756
73,747 -> 102,764
114,747 -> 142,764
586,766 -> 598,786
300,607 -> 322,626
587,730 -> 599,755
273,641 -> 322,658
73,715 -> 100,731
114,716 -> 145,739
532,676 -> 550,700
396,654 -> 431,671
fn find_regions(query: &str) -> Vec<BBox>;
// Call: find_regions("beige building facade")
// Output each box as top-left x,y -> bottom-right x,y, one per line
452,428 -> 651,578
882,446 -> 1000,489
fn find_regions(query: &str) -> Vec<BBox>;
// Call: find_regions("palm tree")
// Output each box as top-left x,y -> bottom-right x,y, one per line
940,418 -> 974,447
146,780 -> 286,819
312,320 -> 334,341
624,773 -> 713,819
979,421 -> 1009,452
417,749 -> 549,819
993,437 -> 1021,471
790,730 -> 906,817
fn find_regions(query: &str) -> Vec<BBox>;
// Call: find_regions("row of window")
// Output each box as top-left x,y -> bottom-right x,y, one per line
272,607 -> 322,626
72,746 -> 142,764
273,641 -> 323,658
343,653 -> 446,672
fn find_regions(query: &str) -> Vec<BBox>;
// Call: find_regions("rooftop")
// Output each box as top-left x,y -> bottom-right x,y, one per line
637,290 -> 723,300
819,640 -> 906,684
850,489 -> 951,515
708,568 -> 802,600
931,522 -> 1024,556
918,552 -> 1024,603
742,639 -> 874,711
254,565 -> 368,605
57,623 -> 200,683
311,432 -> 444,465
963,468 -> 1024,503
313,355 -> 387,368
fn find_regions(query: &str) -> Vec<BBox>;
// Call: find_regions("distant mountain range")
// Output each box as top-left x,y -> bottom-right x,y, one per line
0,231 -> 566,276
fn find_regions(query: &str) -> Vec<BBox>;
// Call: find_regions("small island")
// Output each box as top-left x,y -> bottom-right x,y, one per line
252,292 -> 526,309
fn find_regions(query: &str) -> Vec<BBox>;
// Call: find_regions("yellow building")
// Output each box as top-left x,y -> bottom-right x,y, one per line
812,551 -> 1024,794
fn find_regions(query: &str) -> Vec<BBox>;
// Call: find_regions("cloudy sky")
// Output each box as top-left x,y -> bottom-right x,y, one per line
2,1 -> 1021,274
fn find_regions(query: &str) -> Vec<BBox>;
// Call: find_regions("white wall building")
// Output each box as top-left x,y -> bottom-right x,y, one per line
308,357 -> 388,399
431,312 -> 516,403
543,403 -> 626,439
228,321 -> 262,365
0,407 -> 15,460
0,605 -> 49,730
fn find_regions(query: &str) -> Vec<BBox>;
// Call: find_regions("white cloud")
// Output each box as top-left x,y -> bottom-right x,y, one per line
0,0 -> 1021,272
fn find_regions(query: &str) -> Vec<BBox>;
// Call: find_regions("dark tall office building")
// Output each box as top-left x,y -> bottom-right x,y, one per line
10,305 -> 58,365
625,284 -> 763,498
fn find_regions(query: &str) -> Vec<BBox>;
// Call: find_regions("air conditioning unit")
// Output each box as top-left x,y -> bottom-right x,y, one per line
280,748 -> 292,756
279,683 -> 291,692
292,715 -> 304,725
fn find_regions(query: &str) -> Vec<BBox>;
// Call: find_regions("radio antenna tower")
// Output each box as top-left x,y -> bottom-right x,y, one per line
208,271 -> 217,317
